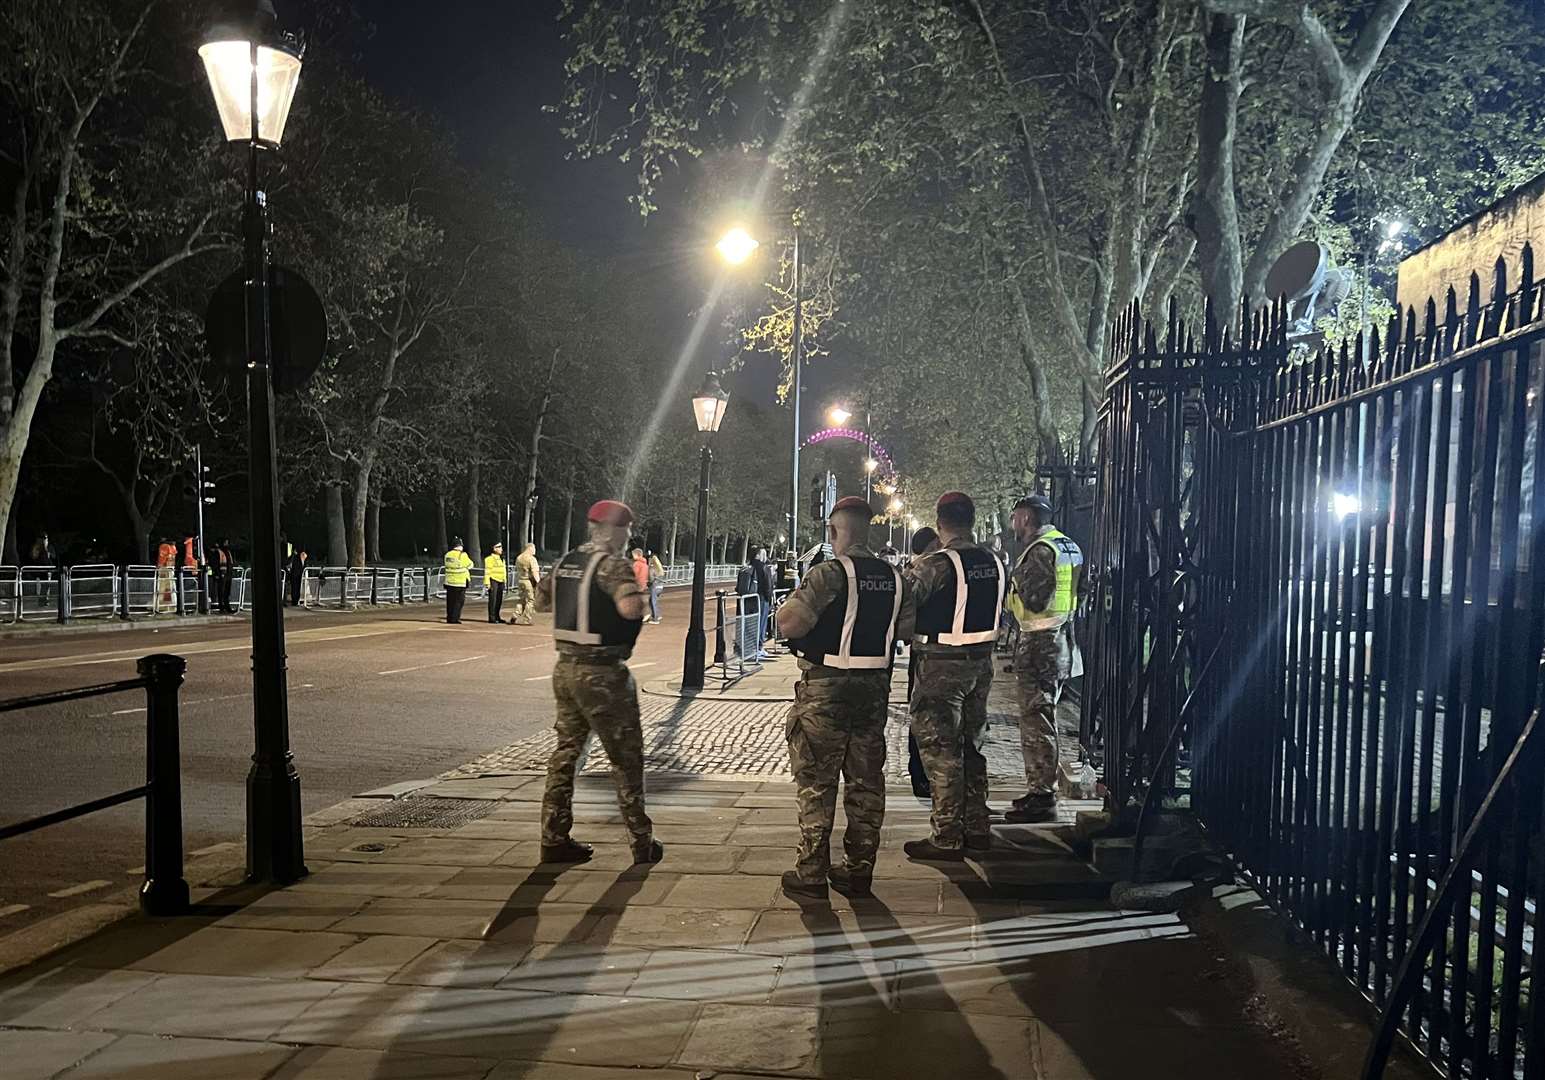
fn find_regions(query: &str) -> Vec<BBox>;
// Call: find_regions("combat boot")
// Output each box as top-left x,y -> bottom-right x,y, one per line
540,838 -> 594,863
632,838 -> 665,864
827,867 -> 873,897
964,833 -> 993,851
781,870 -> 828,901
1003,794 -> 1058,824
903,838 -> 965,862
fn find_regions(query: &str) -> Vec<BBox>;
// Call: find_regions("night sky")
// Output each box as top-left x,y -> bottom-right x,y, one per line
347,0 -> 826,419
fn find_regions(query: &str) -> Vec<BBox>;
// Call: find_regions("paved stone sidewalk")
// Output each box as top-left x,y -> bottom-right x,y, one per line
0,769 -> 1304,1080
452,652 -> 1075,788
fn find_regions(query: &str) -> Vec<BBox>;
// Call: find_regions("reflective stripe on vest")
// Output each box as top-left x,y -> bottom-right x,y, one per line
1007,529 -> 1083,632
928,548 -> 1004,646
791,555 -> 902,670
553,551 -> 604,645
444,551 -> 471,587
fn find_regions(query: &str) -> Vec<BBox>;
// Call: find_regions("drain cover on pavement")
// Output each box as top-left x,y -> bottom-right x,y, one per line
348,796 -> 499,829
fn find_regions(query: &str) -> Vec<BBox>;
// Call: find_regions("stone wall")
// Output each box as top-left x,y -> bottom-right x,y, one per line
1396,172 -> 1545,311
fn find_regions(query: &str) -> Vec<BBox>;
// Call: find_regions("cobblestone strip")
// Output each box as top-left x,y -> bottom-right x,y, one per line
445,697 -> 1031,782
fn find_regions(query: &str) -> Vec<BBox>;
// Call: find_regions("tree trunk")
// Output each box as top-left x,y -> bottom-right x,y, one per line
739,535 -> 750,563
348,466 -> 370,569
434,489 -> 448,555
366,490 -> 381,563
325,471 -> 349,567
520,348 -> 560,547
2,504 -> 17,564
667,516 -> 678,564
1194,12 -> 1246,315
535,497 -> 547,554
560,493 -> 573,553
466,462 -> 482,560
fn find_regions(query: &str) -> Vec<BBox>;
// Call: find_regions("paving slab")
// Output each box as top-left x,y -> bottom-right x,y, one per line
1036,1022 -> 1302,1080
332,897 -> 600,943
743,908 -> 976,962
76,971 -> 342,1040
659,873 -> 779,910
590,905 -> 758,949
309,935 -> 439,983
676,1001 -> 819,1076
484,1063 -> 698,1080
625,947 -> 782,1002
272,1044 -> 498,1079
55,1033 -> 297,1079
215,889 -> 369,931
280,982 -> 699,1066
1,1027 -> 117,1080
0,966 -> 157,1028
496,942 -> 653,996
382,837 -> 520,866
767,952 -> 899,1010
124,926 -> 357,979
817,1005 -> 1037,1079
388,939 -> 530,989
291,862 -> 462,899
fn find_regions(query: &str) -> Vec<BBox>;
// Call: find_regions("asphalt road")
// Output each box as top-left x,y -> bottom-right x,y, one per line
0,588 -> 708,931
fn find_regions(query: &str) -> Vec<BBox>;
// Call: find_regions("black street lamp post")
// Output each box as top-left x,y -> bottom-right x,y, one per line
681,372 -> 730,691
199,0 -> 306,884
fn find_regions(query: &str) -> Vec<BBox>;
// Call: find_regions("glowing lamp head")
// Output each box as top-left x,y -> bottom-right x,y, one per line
199,1 -> 303,146
1331,492 -> 1361,521
829,406 -> 852,425
692,370 -> 730,434
715,227 -> 760,266
863,458 -> 877,474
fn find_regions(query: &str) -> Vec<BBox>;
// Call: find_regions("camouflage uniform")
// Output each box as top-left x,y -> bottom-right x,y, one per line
1011,533 -> 1071,796
512,550 -> 541,625
781,545 -> 915,883
906,538 -> 998,848
534,542 -> 653,849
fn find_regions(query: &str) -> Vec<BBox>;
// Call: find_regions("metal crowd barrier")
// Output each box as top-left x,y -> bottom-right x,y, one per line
710,590 -> 766,682
0,565 -> 17,622
0,653 -> 189,915
659,563 -> 739,588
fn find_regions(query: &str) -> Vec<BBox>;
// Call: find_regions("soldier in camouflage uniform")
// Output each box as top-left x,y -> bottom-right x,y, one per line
512,543 -> 540,626
903,492 -> 1005,862
1003,494 -> 1084,823
534,500 -> 663,865
776,496 -> 914,900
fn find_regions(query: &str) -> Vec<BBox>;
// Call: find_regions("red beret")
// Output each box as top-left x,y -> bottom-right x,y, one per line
936,491 -> 974,512
587,500 -> 634,527
830,495 -> 873,518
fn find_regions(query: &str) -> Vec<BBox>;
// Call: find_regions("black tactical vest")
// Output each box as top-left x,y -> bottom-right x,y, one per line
914,546 -> 1004,646
790,555 -> 903,670
552,549 -> 642,650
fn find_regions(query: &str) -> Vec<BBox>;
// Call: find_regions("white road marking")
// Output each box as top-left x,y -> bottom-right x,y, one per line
519,644 -> 546,651
125,866 -> 145,876
0,623 -> 436,676
92,685 -> 317,719
378,654 -> 488,676
48,880 -> 112,899
630,662 -> 658,669
524,674 -> 553,682
0,904 -> 30,918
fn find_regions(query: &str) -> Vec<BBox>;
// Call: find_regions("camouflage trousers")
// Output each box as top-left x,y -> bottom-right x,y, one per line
541,657 -> 653,848
785,672 -> 890,882
909,652 -> 994,848
510,581 -> 535,625
1015,628 -> 1068,796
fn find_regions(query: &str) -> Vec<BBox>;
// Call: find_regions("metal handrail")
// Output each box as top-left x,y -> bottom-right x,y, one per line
0,653 -> 189,915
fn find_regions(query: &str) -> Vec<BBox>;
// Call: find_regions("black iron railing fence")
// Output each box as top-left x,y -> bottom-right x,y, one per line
1087,246 -> 1545,1078
0,654 -> 190,915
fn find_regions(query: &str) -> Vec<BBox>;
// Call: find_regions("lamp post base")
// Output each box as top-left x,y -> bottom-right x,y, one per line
682,626 -> 706,691
245,759 -> 306,884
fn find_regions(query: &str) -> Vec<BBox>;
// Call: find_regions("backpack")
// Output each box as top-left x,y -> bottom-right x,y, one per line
736,565 -> 756,596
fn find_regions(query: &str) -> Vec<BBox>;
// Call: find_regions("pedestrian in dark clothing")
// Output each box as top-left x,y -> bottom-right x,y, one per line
286,547 -> 308,606
904,526 -> 941,798
212,539 -> 236,613
753,547 -> 776,644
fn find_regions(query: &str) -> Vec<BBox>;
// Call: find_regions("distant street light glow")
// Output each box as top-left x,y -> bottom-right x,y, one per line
715,227 -> 760,265
1332,492 -> 1361,520
1385,220 -> 1406,240
864,458 -> 877,474
829,406 -> 852,425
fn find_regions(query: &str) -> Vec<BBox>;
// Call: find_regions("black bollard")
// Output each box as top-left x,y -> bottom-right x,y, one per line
139,653 -> 190,916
